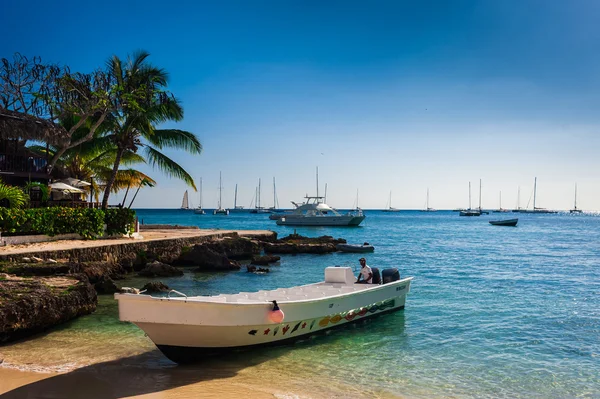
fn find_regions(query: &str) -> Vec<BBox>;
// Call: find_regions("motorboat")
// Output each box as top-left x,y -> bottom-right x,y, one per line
276,196 -> 365,226
489,218 -> 518,227
115,266 -> 412,363
336,243 -> 375,253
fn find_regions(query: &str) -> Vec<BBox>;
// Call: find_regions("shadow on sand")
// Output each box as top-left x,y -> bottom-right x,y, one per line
0,348 -> 284,399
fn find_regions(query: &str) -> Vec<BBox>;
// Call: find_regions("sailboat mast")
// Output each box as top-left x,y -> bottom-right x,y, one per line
427,188 -> 430,209
469,182 -> 472,209
574,183 -> 578,209
273,177 -> 276,209
356,189 -> 359,209
499,191 -> 502,210
218,172 -> 222,209
324,183 -> 327,203
200,178 -> 203,209
479,179 -> 482,210
316,167 -> 319,198
517,186 -> 521,210
533,177 -> 537,210
258,178 -> 261,209
234,184 -> 238,208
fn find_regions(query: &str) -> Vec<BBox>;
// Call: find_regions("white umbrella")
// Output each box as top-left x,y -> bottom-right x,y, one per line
58,177 -> 91,187
49,182 -> 84,193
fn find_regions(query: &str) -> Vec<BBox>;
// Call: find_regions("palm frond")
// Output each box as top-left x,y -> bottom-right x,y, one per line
144,129 -> 202,154
143,146 -> 196,190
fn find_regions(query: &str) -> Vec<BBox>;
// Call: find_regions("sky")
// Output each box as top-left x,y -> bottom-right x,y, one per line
2,0 -> 599,210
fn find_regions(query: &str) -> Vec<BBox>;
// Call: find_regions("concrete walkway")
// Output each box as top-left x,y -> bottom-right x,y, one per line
0,229 -> 274,256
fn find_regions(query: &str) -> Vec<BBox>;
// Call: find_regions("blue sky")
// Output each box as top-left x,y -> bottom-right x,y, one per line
2,0 -> 599,209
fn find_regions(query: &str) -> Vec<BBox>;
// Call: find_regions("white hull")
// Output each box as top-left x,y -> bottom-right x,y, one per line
116,268 -> 411,362
277,215 -> 365,226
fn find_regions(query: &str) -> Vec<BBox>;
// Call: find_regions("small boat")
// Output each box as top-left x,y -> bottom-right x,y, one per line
489,218 -> 518,227
460,182 -> 481,217
115,266 -> 413,363
336,243 -> 375,253
194,178 -> 206,214
180,190 -> 190,210
382,190 -> 401,212
213,172 -> 229,215
570,183 -> 583,214
420,188 -> 436,212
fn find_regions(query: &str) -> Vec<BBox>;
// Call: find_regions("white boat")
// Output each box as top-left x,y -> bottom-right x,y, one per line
194,178 -> 205,214
213,172 -> 229,215
228,184 -> 247,213
180,190 -> 190,210
570,183 -> 582,214
276,196 -> 365,226
250,178 -> 271,214
382,190 -> 401,212
115,266 -> 412,363
421,188 -> 436,212
492,191 -> 510,213
518,177 -> 558,214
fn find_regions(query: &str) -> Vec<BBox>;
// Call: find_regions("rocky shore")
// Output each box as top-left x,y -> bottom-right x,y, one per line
0,231 -> 347,343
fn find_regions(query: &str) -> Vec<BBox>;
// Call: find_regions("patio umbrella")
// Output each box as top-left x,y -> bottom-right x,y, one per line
49,182 -> 85,193
58,177 -> 91,187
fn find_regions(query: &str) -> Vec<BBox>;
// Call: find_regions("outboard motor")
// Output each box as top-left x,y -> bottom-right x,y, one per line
382,268 -> 400,284
370,267 -> 381,284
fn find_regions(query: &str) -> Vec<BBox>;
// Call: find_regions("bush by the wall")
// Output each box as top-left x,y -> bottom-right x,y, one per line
0,208 -> 136,239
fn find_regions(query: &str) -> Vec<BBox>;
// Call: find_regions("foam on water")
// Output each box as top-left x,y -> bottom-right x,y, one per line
2,210 -> 599,398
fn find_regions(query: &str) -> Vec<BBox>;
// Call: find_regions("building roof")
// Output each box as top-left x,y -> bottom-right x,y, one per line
0,107 -> 70,145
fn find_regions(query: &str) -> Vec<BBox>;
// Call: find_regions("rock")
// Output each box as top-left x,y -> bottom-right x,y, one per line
138,261 -> 184,277
247,265 -> 270,273
251,255 -> 281,265
31,256 -> 44,263
94,276 -> 120,294
142,281 -> 170,293
21,257 -> 31,263
0,275 -> 97,343
262,234 -> 345,254
0,261 -> 72,276
47,259 -> 58,264
203,237 -> 261,260
177,245 -> 241,271
72,261 -> 127,284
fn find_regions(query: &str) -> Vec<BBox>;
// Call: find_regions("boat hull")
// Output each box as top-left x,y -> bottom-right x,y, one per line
489,218 -> 518,226
336,244 -> 375,253
276,215 -> 365,226
116,279 -> 411,363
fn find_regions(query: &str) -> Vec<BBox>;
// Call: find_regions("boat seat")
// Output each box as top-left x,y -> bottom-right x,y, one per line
324,267 -> 355,285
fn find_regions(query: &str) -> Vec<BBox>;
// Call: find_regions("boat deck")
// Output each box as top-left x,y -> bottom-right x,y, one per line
182,282 -> 379,304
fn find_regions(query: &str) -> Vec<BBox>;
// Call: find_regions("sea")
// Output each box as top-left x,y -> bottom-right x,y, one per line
1,210 -> 599,398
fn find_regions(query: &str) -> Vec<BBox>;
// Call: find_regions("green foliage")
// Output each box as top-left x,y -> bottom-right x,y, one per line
0,208 -> 136,239
0,182 -> 28,209
104,208 -> 136,236
24,182 -> 50,202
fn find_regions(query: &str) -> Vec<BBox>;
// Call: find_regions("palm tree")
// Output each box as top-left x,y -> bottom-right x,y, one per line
101,51 -> 201,209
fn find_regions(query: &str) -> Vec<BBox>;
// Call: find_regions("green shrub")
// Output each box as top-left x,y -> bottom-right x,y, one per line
0,208 -> 136,239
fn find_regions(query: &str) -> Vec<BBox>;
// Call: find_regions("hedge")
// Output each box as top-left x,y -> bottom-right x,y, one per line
0,208 -> 136,239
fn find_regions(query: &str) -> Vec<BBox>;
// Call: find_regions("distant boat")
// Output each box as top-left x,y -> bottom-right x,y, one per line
268,177 -> 284,213
382,191 -> 401,212
518,177 -> 557,214
213,172 -> 229,215
194,178 -> 205,214
336,243 -> 375,253
570,183 -> 583,214
477,179 -> 489,215
250,178 -> 271,214
492,191 -> 510,213
421,188 -> 436,212
228,184 -> 246,213
460,182 -> 481,217
512,186 -> 523,213
489,218 -> 518,227
181,190 -> 190,210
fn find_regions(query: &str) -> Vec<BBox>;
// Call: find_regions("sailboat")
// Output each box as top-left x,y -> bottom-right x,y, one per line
268,177 -> 283,213
382,191 -> 400,212
228,184 -> 246,213
213,172 -> 229,215
570,183 -> 583,214
250,178 -> 270,214
181,190 -> 190,210
421,188 -> 436,212
519,177 -> 557,214
512,186 -> 522,213
194,178 -> 205,214
460,182 -> 481,216
493,191 -> 509,213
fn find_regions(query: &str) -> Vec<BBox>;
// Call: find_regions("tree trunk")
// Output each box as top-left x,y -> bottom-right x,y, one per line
122,182 -> 131,205
101,146 -> 125,209
128,183 -> 142,209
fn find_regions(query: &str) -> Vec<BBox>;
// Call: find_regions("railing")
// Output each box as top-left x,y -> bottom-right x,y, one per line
0,153 -> 47,174
29,201 -> 102,209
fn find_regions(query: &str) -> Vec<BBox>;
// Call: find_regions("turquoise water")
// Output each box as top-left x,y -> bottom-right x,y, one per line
5,210 -> 597,398
129,209 -> 600,398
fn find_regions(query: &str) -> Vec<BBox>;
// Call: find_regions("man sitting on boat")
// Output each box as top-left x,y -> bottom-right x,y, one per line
356,258 -> 373,284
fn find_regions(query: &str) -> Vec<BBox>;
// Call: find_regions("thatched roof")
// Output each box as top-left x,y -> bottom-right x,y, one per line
0,107 -> 70,145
